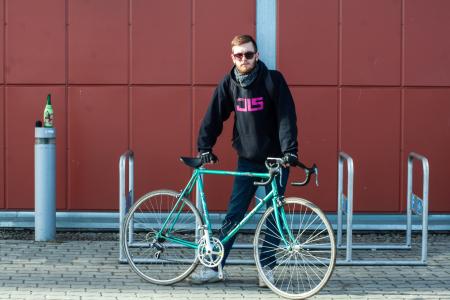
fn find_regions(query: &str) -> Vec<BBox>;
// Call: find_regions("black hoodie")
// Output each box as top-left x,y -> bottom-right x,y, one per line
197,61 -> 298,163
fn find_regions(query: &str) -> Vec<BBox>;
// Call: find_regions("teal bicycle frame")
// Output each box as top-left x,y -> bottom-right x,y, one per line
157,167 -> 296,250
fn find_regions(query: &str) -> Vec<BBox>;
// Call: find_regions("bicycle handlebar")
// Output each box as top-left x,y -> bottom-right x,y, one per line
291,162 -> 318,187
253,157 -> 319,187
253,168 -> 277,186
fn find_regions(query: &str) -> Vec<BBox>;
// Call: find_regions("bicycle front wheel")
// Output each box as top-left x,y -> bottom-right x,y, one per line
254,197 -> 336,299
122,189 -> 203,285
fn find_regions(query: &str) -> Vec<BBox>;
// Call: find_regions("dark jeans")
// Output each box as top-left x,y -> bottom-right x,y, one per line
215,157 -> 289,270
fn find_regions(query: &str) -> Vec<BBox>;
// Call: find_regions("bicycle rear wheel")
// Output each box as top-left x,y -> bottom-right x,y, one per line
254,197 -> 336,299
122,189 -> 203,285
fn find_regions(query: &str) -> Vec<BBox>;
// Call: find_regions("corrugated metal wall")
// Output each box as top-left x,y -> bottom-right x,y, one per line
0,0 -> 449,213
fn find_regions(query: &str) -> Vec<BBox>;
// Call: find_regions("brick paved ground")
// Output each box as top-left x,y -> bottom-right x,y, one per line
0,233 -> 449,300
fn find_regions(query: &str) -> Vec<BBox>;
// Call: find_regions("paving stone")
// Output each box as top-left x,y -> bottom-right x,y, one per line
0,233 -> 449,299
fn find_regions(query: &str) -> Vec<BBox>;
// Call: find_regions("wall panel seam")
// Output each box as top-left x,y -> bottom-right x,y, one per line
128,0 -> 131,151
191,0 -> 195,155
2,0 -> 5,208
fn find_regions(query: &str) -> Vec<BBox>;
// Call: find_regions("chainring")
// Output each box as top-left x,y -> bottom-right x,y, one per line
197,236 -> 224,267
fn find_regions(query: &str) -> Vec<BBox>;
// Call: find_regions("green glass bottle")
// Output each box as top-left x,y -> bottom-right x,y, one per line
43,94 -> 54,128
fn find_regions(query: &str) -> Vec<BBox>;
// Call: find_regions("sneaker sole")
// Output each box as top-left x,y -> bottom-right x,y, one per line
188,277 -> 223,285
258,278 -> 268,288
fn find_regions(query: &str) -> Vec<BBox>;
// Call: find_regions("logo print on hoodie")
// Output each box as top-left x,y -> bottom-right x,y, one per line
236,97 -> 264,112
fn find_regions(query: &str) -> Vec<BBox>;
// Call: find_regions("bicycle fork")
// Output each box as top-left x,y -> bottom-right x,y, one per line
270,180 -> 297,249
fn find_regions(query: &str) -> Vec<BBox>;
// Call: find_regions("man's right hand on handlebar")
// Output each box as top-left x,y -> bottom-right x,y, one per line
199,151 -> 218,164
282,152 -> 298,167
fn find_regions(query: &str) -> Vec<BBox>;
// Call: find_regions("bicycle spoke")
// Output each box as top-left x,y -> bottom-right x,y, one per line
302,228 -> 329,245
296,210 -> 312,243
302,249 -> 331,267
273,251 -> 293,286
299,256 -> 324,288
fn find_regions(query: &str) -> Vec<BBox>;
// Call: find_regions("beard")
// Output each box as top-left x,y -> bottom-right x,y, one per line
236,61 -> 257,74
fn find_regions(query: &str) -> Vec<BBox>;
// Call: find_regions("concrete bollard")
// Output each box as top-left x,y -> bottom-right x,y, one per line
34,127 -> 56,241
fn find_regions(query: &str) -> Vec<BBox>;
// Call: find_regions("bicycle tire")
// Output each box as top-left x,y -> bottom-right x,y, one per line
122,189 -> 203,285
254,197 -> 336,299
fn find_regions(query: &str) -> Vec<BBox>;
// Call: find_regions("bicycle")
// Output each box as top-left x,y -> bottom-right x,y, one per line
122,156 -> 336,299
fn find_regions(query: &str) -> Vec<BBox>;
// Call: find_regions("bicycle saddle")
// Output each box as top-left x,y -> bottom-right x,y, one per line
180,157 -> 203,168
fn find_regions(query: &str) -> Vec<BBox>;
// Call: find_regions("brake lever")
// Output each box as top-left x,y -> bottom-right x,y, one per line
254,176 -> 273,186
254,164 -> 279,186
313,165 -> 319,187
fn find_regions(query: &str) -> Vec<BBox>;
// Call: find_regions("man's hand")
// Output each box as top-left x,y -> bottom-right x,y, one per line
200,151 -> 218,164
282,153 -> 298,167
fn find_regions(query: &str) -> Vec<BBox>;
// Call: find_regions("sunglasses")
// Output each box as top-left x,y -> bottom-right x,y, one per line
232,51 -> 256,60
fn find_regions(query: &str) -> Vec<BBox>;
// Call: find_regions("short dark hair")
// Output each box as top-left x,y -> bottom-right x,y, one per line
231,35 -> 258,52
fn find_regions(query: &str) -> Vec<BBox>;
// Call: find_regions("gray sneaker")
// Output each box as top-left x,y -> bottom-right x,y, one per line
258,265 -> 275,288
189,266 -> 223,284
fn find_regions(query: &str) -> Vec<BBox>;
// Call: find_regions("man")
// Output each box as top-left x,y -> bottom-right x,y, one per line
191,35 -> 298,285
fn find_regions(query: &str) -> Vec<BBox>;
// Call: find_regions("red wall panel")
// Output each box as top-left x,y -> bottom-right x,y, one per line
131,0 -> 191,84
6,0 -> 65,84
0,88 -> 4,208
131,87 -> 192,198
403,88 -> 450,212
193,87 -> 236,211
0,146 -> 3,209
0,1 -> 4,83
341,0 -> 401,85
68,0 -> 128,84
278,0 -> 338,85
340,88 -> 401,212
5,87 -> 66,209
288,87 -> 338,212
68,87 -> 128,210
404,0 -> 450,86
193,0 -> 255,85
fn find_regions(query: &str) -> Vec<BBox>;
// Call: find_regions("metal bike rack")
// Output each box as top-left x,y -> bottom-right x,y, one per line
337,152 -> 354,263
119,157 -> 334,266
336,151 -> 429,265
119,150 -> 134,263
